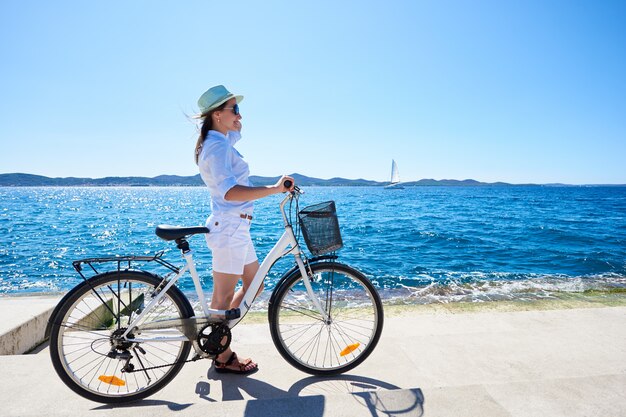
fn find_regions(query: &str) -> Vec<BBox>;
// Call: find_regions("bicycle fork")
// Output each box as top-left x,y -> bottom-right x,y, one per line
294,254 -> 330,323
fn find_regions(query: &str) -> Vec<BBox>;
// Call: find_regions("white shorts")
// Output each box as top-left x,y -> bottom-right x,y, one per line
205,214 -> 258,275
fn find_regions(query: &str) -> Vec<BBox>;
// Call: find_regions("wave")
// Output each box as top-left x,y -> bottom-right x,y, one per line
376,272 -> 626,304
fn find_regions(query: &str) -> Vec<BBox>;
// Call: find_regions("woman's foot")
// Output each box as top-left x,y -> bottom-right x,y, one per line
213,351 -> 258,375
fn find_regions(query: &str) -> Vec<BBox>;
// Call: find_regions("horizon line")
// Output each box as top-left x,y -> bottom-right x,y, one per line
1,172 -> 625,187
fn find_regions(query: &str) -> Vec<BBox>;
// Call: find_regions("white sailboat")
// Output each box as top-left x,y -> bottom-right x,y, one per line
384,159 -> 404,189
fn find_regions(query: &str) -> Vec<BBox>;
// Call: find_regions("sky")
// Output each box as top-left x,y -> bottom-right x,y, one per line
1,0 -> 625,184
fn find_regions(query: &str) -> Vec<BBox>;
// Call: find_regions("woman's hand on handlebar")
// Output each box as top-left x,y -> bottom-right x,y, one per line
275,175 -> 295,193
224,176 -> 296,202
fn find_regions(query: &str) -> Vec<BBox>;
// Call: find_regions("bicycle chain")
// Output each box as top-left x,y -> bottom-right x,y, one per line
123,354 -> 205,373
120,324 -> 229,373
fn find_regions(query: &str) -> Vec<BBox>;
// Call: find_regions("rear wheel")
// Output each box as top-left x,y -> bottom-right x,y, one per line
269,262 -> 383,375
49,271 -> 193,403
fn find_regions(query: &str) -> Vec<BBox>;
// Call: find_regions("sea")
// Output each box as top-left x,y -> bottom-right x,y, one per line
1,186 -> 625,305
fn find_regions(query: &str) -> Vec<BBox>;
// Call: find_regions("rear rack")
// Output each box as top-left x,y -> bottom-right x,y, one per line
72,251 -> 179,280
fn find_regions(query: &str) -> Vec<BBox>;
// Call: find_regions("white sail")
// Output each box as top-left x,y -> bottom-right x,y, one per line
385,159 -> 404,189
390,159 -> 400,184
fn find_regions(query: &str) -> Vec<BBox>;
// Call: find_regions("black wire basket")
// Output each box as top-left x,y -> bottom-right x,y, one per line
298,201 -> 343,256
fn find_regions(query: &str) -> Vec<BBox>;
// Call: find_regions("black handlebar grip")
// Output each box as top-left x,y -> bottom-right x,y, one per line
284,180 -> 293,189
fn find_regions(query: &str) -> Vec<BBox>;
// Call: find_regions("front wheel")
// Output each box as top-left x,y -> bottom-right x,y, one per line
48,270 -> 194,403
268,262 -> 383,375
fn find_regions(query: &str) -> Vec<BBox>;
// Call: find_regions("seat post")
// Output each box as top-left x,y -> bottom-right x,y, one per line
175,238 -> 190,254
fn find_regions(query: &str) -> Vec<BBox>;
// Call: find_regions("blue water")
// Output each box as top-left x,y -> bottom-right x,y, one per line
1,186 -> 625,303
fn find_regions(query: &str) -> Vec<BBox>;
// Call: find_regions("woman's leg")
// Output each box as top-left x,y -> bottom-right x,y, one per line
212,270 -> 257,372
230,260 -> 263,309
211,271 -> 238,311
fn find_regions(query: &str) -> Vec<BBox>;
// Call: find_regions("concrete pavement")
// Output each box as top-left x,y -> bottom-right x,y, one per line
0,295 -> 60,355
1,301 -> 625,416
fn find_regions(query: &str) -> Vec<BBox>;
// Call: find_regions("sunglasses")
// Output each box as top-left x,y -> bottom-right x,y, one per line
223,104 -> 240,116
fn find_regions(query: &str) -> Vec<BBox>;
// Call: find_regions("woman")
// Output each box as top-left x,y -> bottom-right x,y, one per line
194,85 -> 294,374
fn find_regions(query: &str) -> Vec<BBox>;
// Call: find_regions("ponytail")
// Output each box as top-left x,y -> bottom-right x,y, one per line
194,113 -> 212,164
194,102 -> 227,164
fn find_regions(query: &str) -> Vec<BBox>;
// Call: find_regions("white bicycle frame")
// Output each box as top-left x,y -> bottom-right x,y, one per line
121,191 -> 327,343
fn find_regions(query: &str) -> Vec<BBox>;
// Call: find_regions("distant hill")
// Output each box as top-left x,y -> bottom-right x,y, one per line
403,178 -> 529,187
248,173 -> 385,187
0,173 -> 204,187
3,172 -> 612,187
0,172 -> 387,187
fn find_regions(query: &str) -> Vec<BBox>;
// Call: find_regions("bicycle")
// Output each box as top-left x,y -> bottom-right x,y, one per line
46,182 -> 384,403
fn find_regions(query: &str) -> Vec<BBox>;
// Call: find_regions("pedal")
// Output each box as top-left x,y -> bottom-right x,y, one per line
224,308 -> 241,320
191,352 -> 213,360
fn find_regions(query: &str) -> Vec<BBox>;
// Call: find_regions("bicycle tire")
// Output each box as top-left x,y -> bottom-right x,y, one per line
49,270 -> 194,403
268,261 -> 383,375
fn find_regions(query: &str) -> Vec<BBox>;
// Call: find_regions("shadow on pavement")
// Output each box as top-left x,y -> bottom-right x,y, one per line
208,370 -> 424,417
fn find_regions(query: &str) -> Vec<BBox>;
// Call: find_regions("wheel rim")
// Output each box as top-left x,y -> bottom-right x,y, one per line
55,277 -> 189,399
276,267 -> 380,372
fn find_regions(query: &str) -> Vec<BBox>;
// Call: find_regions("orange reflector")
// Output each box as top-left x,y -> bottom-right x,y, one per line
98,375 -> 126,386
340,343 -> 360,356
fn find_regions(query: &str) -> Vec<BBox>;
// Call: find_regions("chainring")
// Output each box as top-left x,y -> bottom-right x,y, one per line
197,323 -> 231,355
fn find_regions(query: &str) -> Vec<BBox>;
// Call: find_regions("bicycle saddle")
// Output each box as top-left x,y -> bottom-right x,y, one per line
155,225 -> 209,241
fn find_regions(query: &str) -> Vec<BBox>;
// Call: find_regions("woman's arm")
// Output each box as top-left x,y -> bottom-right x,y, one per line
224,175 -> 295,202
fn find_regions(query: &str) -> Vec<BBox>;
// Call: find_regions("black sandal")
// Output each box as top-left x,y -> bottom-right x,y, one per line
213,352 -> 258,375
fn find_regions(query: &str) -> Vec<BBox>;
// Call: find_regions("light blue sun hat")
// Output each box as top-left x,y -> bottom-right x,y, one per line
197,85 -> 243,115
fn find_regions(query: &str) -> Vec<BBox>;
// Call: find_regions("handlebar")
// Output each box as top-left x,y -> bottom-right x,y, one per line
283,179 -> 301,195
279,180 -> 302,226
